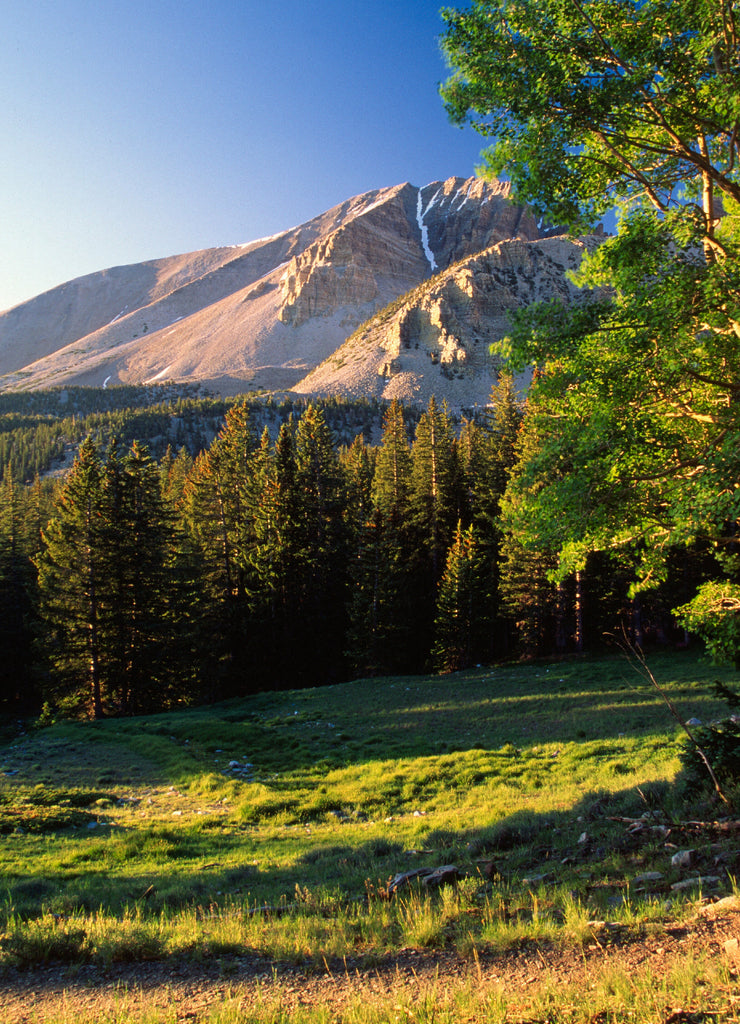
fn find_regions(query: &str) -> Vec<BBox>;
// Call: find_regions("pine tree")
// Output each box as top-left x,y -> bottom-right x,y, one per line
410,396 -> 458,577
470,375 -> 525,659
345,505 -> 419,676
292,405 -> 348,682
432,522 -> 487,673
244,422 -> 301,684
340,433 -> 375,536
179,404 -> 258,694
35,438 -> 188,717
345,402 -> 423,674
160,445 -> 193,507
0,466 -> 37,710
35,438 -> 109,717
498,399 -> 561,658
107,441 -> 179,713
372,400 -> 412,524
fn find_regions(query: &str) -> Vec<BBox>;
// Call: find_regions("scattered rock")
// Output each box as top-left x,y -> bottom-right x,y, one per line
422,865 -> 460,888
387,869 -> 435,895
698,895 -> 740,916
387,865 -> 460,895
670,875 -> 721,891
633,871 -> 664,883
224,760 -> 254,779
671,849 -> 696,869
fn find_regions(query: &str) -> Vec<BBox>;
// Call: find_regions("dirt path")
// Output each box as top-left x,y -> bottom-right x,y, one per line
2,901 -> 739,1023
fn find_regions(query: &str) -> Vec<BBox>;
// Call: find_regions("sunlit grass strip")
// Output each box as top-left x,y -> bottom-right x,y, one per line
0,882 -> 692,970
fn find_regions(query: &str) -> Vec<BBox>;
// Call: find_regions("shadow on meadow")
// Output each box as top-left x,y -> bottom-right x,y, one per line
5,770 -> 722,926
2,650 -> 735,940
9,650 -> 725,790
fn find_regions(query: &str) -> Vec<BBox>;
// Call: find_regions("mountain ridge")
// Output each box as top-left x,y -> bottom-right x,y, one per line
0,177 -> 593,405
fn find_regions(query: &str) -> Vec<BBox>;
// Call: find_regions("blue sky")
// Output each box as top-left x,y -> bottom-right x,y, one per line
0,1 -> 485,313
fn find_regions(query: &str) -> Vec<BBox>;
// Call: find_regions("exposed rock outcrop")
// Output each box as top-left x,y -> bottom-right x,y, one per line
293,235 -> 603,409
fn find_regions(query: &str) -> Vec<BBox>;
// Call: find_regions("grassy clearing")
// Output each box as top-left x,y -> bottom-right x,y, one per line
1,650 -> 739,1009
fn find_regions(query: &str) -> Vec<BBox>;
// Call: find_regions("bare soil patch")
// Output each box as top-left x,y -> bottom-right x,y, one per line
2,900 -> 739,1022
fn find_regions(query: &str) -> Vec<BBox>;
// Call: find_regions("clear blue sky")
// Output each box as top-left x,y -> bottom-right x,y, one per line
0,1 -> 486,313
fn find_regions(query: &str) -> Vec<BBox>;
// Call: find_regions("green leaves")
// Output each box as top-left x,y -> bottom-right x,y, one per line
441,0 -> 740,227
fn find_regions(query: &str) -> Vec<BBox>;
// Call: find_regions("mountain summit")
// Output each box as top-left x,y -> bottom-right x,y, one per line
0,177 -> 595,405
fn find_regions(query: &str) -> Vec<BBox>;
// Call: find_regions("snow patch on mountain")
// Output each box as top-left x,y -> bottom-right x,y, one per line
416,187 -> 438,271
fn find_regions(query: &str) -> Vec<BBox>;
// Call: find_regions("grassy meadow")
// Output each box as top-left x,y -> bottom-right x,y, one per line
2,648 -> 740,1021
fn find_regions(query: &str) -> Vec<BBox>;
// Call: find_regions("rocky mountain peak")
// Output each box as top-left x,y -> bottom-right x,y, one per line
0,177 -> 596,406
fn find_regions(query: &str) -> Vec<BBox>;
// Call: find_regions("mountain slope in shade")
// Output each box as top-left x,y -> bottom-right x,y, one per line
0,177 -> 564,400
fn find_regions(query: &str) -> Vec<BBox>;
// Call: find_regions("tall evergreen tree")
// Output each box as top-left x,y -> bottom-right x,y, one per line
471,375 -> 525,659
372,400 -> 412,524
0,466 -> 37,710
498,399 -> 563,657
291,405 -> 348,683
180,404 -> 259,693
36,438 -> 188,717
244,422 -> 301,684
410,396 -> 458,577
432,522 -> 488,673
106,440 -> 180,713
35,438 -> 109,717
346,404 -> 418,675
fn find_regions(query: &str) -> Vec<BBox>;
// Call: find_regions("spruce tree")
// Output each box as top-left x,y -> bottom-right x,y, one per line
109,441 -> 178,713
345,402 -> 421,674
179,404 -> 258,694
292,405 -> 348,683
498,401 -> 561,658
410,396 -> 458,577
470,375 -> 525,659
432,522 -> 487,673
35,438 -> 109,717
372,400 -> 412,524
244,422 -> 301,684
0,466 -> 37,710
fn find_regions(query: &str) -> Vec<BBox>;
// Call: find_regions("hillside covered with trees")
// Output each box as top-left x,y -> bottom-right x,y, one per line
0,384 -> 710,719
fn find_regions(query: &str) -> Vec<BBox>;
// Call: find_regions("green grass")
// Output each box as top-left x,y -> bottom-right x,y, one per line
0,649 -> 737,980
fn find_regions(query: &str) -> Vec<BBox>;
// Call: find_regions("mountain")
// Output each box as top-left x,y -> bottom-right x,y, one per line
293,234 -> 601,409
0,177 -> 597,405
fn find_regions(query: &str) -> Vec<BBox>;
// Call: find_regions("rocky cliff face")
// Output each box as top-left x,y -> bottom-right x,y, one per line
0,177 -> 594,405
293,235 -> 603,409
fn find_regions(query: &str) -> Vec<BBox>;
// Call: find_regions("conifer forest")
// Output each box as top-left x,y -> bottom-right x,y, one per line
0,384 -> 708,720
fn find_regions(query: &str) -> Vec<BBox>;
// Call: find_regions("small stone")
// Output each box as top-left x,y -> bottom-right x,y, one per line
699,895 -> 740,916
686,718 -> 702,727
670,875 -> 720,891
671,849 -> 696,869
633,871 -> 664,883
578,831 -> 589,844
724,938 -> 739,958
423,865 -> 460,888
387,868 -> 434,895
